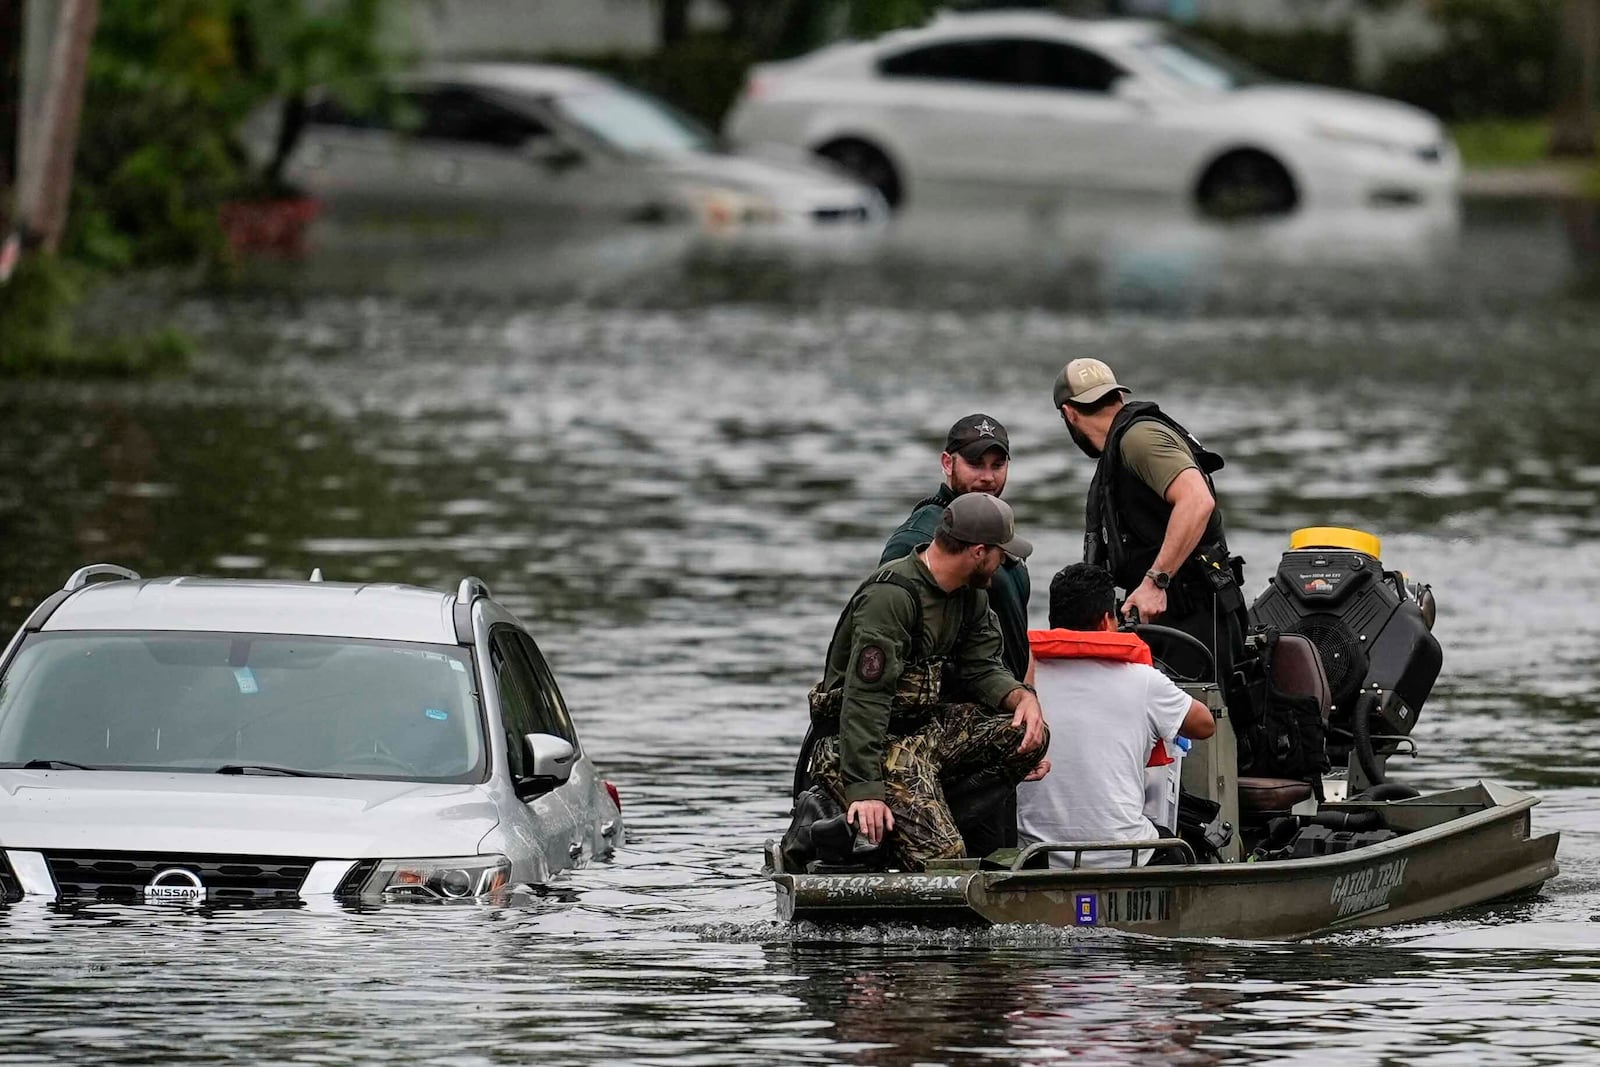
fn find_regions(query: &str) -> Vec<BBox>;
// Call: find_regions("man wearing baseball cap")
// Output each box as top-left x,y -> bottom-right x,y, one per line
881,414 -> 1033,686
1052,357 -> 1249,694
795,493 -> 1050,871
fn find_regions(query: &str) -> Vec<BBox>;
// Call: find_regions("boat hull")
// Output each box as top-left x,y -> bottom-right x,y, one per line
770,782 -> 1559,940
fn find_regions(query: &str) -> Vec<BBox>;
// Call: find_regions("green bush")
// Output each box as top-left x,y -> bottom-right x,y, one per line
1192,1 -> 1560,123
1185,21 -> 1356,90
1375,0 -> 1561,121
0,257 -> 190,378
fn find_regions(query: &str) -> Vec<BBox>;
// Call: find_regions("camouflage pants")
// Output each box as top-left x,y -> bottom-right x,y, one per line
808,702 -> 1047,872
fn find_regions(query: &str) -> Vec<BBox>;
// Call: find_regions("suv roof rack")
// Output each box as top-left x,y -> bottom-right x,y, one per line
20,563 -> 143,635
64,564 -> 141,592
453,577 -> 490,644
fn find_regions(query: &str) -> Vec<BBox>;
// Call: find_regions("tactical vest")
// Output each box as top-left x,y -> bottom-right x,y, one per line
808,567 -> 982,735
1085,401 -> 1229,597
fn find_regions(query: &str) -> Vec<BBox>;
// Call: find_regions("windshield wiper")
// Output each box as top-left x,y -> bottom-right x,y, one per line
0,759 -> 102,770
215,763 -> 351,779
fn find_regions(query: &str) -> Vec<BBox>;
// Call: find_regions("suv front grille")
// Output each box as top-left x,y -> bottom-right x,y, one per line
44,851 -> 312,904
0,854 -> 21,904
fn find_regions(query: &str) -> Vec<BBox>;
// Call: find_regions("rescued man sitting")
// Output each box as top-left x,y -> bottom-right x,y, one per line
1017,563 -> 1215,868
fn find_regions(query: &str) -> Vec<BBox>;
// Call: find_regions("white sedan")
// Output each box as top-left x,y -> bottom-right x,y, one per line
724,11 -> 1458,218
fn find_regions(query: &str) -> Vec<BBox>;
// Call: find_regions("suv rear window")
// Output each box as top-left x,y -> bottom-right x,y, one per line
0,632 -> 486,783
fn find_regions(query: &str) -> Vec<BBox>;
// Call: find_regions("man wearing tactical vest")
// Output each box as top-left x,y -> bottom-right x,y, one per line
1052,358 -> 1251,696
806,494 -> 1050,871
881,414 -> 1034,687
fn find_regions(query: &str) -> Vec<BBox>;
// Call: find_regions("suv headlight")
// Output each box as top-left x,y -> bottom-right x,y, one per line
361,855 -> 511,902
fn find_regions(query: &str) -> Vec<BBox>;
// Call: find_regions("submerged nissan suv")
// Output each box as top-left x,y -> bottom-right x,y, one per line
0,565 -> 623,907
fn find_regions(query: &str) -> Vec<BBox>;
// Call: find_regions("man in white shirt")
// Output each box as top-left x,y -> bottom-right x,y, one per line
1018,563 -> 1215,868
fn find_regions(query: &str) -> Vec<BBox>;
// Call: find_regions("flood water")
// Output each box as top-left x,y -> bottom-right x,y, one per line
3,197 -> 1600,1064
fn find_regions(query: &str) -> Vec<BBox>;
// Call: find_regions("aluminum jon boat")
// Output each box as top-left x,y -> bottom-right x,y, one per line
763,780 -> 1558,939
767,529 -> 1560,940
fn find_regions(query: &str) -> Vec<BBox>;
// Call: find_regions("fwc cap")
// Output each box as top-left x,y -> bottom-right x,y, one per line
944,413 -> 1010,461
1052,358 -> 1131,408
938,494 -> 1034,561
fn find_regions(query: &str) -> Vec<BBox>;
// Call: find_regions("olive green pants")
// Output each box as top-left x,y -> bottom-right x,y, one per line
808,702 -> 1047,871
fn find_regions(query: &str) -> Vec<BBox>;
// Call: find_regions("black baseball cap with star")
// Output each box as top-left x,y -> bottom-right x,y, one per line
944,414 -> 1010,461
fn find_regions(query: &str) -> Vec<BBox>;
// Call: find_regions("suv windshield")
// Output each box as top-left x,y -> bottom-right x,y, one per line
1133,32 -> 1270,91
553,85 -> 713,156
0,632 -> 485,783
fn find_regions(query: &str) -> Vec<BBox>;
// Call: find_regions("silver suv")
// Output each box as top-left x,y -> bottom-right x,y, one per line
0,565 -> 623,906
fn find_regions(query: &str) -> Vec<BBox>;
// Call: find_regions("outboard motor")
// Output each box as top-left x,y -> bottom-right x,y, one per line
1250,528 -> 1440,785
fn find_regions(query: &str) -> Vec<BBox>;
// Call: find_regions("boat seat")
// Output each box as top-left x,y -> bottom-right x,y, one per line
1238,777 -> 1315,814
1272,632 -> 1332,725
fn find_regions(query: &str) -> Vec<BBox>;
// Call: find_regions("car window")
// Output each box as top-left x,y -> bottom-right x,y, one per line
878,38 -> 1016,83
511,632 -> 578,747
1133,31 -> 1269,91
410,86 -> 550,147
489,627 -> 543,778
0,632 -> 485,783
552,85 -> 713,156
304,93 -> 391,130
1015,40 -> 1125,93
879,37 -> 1124,93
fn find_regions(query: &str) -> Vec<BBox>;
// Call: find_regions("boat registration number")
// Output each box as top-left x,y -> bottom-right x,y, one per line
1098,887 -> 1174,925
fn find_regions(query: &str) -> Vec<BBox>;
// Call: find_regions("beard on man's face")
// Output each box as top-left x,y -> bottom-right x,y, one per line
1065,419 -> 1101,459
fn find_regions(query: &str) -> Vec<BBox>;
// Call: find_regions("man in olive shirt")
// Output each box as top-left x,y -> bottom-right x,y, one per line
807,494 -> 1049,871
881,414 -> 1033,686
1052,357 -> 1249,687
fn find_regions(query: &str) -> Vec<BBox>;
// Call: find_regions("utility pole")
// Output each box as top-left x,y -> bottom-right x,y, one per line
13,0 -> 98,252
0,0 -> 21,233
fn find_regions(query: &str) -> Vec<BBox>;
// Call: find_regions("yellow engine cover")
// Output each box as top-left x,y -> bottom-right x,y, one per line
1289,526 -> 1382,559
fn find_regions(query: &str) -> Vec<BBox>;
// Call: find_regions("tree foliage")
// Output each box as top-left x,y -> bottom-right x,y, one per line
68,0 -> 401,268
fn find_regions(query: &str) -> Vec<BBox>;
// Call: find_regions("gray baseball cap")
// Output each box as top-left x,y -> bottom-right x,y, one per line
1052,357 -> 1131,408
938,494 -> 1033,561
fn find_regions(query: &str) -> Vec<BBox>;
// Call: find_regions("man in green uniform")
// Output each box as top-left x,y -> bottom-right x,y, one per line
881,414 -> 1033,686
1052,357 -> 1250,693
806,494 -> 1050,871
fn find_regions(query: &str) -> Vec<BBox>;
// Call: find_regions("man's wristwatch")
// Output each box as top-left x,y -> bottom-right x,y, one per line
1146,570 -> 1171,590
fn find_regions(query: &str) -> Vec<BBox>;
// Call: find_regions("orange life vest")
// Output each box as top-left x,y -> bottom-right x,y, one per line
1028,628 -> 1153,665
1027,628 -> 1173,767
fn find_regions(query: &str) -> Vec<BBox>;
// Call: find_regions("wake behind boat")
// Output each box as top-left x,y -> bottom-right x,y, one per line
766,528 -> 1560,940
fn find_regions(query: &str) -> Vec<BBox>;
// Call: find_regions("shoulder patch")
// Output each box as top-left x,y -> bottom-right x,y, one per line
857,645 -> 886,683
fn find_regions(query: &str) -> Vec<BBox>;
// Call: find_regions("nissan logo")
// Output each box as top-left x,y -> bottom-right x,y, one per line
143,867 -> 205,904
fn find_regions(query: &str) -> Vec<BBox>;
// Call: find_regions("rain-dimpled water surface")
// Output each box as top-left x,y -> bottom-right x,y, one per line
3,198 -> 1600,1065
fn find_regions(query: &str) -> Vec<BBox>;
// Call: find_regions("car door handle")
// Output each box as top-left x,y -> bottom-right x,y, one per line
568,841 -> 583,860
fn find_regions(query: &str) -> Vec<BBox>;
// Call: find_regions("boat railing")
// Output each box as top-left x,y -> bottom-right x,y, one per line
1012,838 -> 1197,871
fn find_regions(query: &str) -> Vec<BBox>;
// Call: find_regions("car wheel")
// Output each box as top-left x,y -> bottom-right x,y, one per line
1196,150 -> 1298,219
815,139 -> 903,211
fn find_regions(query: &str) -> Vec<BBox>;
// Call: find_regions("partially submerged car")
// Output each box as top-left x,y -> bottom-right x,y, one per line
725,11 -> 1458,217
0,565 -> 622,907
256,63 -> 885,235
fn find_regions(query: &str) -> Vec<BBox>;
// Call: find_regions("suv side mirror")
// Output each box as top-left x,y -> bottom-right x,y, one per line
515,732 -> 575,798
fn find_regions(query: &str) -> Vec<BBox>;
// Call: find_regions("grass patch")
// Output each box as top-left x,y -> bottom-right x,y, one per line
0,257 -> 193,379
1450,119 -> 1554,167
